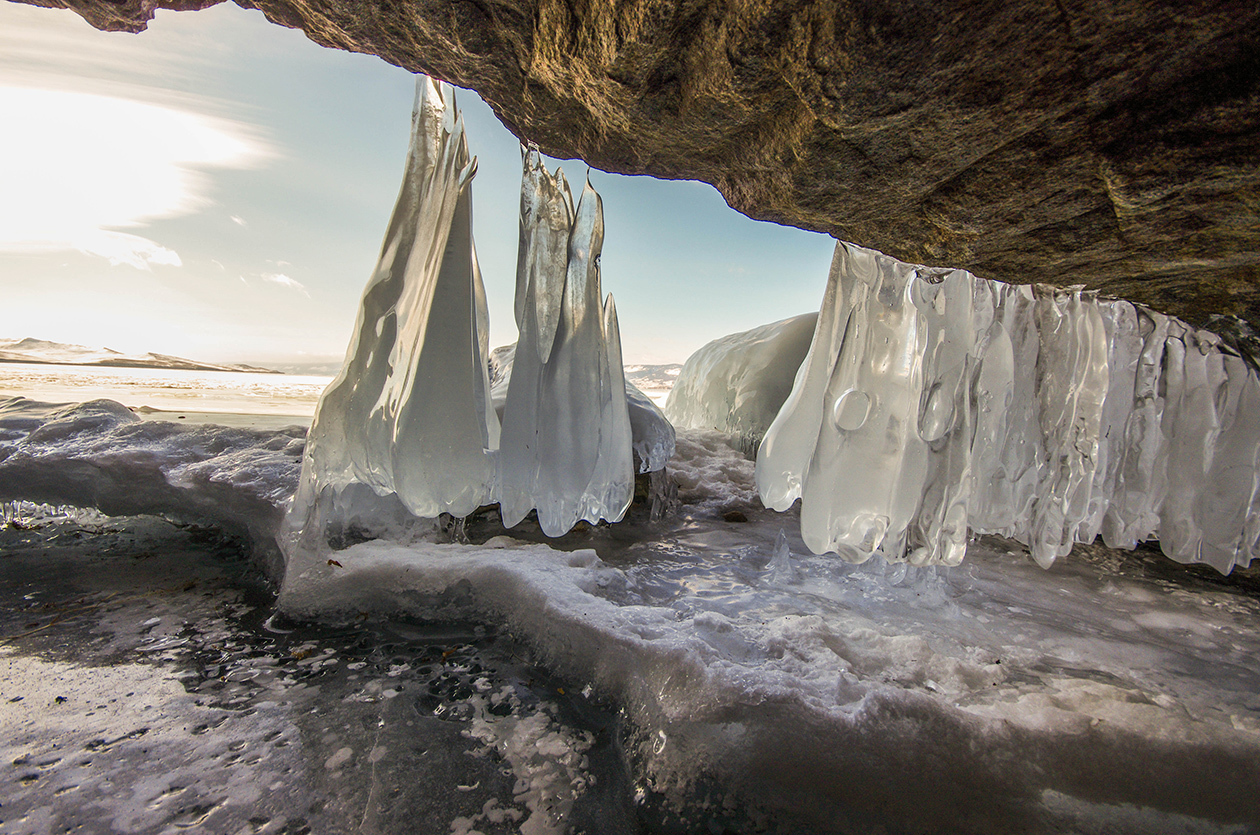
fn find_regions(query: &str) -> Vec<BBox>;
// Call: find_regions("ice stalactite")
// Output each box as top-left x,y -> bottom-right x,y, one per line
757,242 -> 1260,573
287,78 -> 498,552
498,149 -> 635,536
486,344 -> 675,475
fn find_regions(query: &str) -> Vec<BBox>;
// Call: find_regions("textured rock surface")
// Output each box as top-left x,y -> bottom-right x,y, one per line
20,0 -> 1260,330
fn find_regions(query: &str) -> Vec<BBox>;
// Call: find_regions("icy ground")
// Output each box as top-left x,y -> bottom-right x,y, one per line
0,514 -> 643,835
2,401 -> 1260,833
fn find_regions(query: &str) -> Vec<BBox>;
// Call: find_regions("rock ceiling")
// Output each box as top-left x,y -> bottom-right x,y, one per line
17,0 -> 1260,337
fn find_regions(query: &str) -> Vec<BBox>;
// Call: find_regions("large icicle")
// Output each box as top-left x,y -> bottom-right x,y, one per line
287,77 -> 498,554
756,242 -> 1260,572
498,151 -> 634,536
487,343 -> 675,474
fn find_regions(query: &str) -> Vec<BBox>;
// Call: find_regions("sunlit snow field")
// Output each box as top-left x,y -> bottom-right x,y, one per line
2,366 -> 1259,834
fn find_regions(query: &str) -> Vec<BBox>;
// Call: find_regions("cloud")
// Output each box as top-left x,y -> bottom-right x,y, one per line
77,231 -> 183,269
0,85 -> 271,270
230,215 -> 247,226
261,273 -> 310,296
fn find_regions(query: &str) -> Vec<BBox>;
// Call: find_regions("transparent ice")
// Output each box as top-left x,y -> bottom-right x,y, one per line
756,242 -> 1260,572
497,150 -> 635,536
287,78 -> 499,556
487,343 -> 675,475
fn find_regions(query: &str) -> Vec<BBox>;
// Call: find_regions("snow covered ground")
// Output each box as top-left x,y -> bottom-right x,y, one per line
2,395 -> 1259,833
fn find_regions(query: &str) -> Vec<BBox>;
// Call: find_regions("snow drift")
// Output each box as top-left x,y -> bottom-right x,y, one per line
664,312 -> 816,452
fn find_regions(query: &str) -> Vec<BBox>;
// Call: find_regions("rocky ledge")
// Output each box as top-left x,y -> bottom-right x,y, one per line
17,0 -> 1260,333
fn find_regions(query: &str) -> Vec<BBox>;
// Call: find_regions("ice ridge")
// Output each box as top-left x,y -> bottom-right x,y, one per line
497,149 -> 635,535
757,242 -> 1260,573
0,396 -> 303,579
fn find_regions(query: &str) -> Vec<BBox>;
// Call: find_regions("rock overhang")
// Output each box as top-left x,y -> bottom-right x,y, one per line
15,0 -> 1260,338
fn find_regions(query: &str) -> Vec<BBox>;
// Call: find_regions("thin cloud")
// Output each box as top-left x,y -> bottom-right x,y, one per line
0,4 -> 228,111
262,273 -> 310,296
0,85 -> 272,270
230,215 -> 247,226
77,231 -> 183,269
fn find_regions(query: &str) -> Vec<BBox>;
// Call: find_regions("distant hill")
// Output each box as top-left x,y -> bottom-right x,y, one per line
0,338 -> 281,374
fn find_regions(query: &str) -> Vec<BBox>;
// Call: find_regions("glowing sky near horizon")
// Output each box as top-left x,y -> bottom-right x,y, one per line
0,2 -> 836,366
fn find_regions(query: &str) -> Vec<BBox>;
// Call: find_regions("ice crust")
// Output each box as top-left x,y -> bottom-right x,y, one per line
279,430 -> 1260,833
3,402 -> 1259,830
497,149 -> 636,536
757,242 -> 1260,572
664,313 -> 817,451
488,343 -> 675,475
0,396 -> 303,577
289,78 -> 499,551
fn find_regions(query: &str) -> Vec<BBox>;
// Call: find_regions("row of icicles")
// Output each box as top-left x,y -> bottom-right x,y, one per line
286,75 -> 1260,576
758,243 -> 1260,574
288,77 -> 636,547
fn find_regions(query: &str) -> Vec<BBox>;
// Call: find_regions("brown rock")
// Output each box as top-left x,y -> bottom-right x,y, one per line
20,0 -> 1260,331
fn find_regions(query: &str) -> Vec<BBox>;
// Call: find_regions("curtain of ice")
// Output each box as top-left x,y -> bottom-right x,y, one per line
287,78 -> 499,553
497,149 -> 635,536
758,242 -> 1260,573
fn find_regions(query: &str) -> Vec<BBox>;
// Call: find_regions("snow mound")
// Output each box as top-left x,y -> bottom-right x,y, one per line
664,313 -> 816,451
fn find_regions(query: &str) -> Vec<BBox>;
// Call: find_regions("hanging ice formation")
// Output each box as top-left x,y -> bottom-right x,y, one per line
757,242 -> 1260,573
487,343 -> 675,474
497,148 -> 635,536
287,78 -> 499,548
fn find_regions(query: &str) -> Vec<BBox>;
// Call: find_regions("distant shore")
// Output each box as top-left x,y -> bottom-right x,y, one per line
0,356 -> 282,374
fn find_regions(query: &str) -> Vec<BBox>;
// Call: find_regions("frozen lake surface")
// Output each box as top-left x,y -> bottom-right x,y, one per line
1,370 -> 1258,834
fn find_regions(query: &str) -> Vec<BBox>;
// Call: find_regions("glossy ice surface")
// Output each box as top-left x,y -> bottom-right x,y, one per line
488,343 -> 674,476
757,243 -> 1260,572
288,78 -> 499,556
497,150 -> 635,536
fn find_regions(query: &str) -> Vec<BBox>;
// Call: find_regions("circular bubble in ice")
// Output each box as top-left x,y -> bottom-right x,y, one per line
884,561 -> 909,585
830,389 -> 871,431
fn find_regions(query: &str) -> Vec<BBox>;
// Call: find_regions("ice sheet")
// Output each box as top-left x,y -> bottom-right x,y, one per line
2,399 -> 1258,831
280,428 -> 1260,833
0,396 -> 302,578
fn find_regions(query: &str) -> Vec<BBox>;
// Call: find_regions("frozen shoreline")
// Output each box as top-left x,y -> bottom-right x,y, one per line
2,397 -> 1259,832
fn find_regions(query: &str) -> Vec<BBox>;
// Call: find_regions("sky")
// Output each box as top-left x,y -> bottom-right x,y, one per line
0,2 -> 837,367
